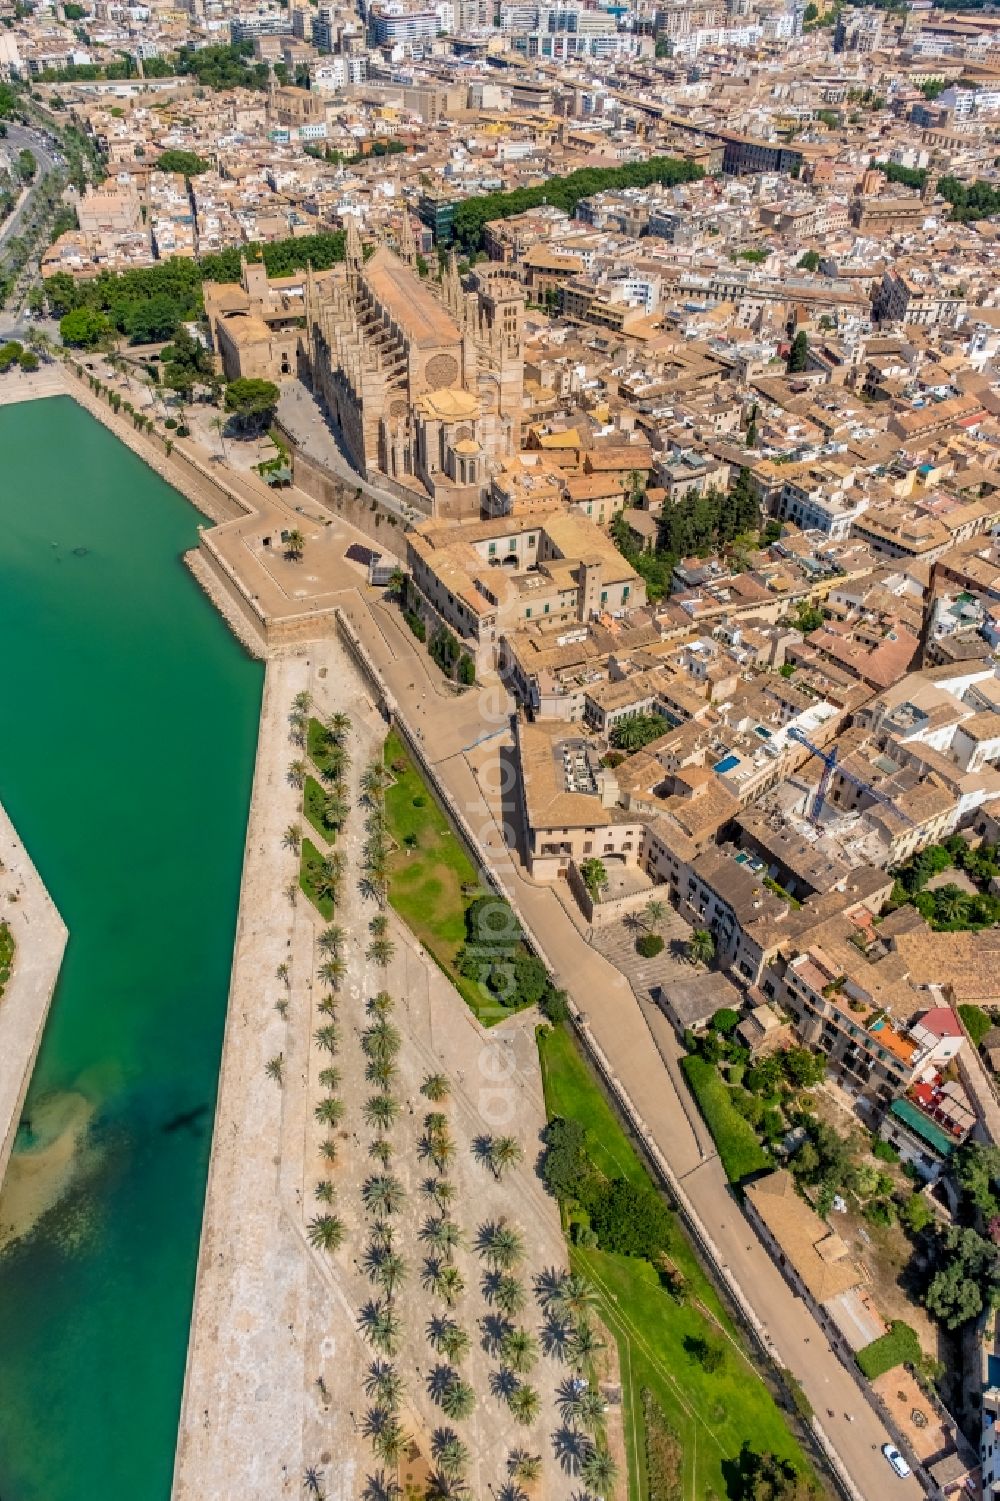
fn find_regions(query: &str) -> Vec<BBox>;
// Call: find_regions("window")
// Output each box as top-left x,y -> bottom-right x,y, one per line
488,542 -> 497,556
600,591 -> 608,605
525,608 -> 532,619
544,603 -> 550,614
528,534 -> 537,547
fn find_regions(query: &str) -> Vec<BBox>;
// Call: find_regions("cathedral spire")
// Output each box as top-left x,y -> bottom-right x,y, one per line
398,207 -> 417,267
345,214 -> 363,282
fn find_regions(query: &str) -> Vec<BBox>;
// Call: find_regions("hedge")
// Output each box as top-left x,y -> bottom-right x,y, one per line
856,1321 -> 921,1381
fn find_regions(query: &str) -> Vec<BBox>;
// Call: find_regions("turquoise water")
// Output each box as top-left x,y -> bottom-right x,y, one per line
0,397 -> 263,1501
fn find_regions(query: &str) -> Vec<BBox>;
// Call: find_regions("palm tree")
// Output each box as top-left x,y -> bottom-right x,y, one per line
580,1446 -> 618,1498
366,1057 -> 397,1089
364,1093 -> 400,1131
488,1136 -> 523,1181
319,1137 -> 338,1164
508,1451 -> 542,1485
575,1390 -> 607,1432
367,937 -> 395,967
212,414 -> 228,460
508,1383 -> 540,1425
318,1066 -> 341,1090
283,823 -> 302,853
500,1328 -> 539,1375
370,1137 -> 393,1168
422,1216 -> 463,1261
427,1177 -> 456,1209
569,1319 -> 604,1371
319,954 -> 346,988
315,1096 -> 345,1127
431,1431 -> 470,1480
371,1416 -> 408,1466
422,1258 -> 464,1306
368,990 -> 395,1019
293,689 -> 312,715
372,1250 -> 406,1297
314,1023 -> 340,1054
285,528 -> 306,561
318,924 -> 345,955
318,993 -> 338,1016
477,1221 -> 525,1270
421,1072 -> 450,1102
361,762 -> 391,801
362,1174 -> 405,1217
427,1316 -> 471,1362
439,1375 -> 475,1421
288,759 -> 307,788
644,898 -> 666,931
265,1054 -> 284,1084
315,1179 -> 335,1203
686,927 -> 715,967
362,1471 -> 401,1501
363,1020 -> 402,1062
316,855 -> 344,907
323,791 -> 348,829
358,1300 -> 401,1356
425,1472 -> 469,1501
553,1273 -> 599,1321
494,1275 -> 527,1317
363,1359 -> 405,1409
369,912 -> 390,939
308,1214 -> 345,1252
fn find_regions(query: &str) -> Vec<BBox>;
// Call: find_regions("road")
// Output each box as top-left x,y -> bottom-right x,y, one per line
342,596 -> 925,1501
0,124 -> 56,253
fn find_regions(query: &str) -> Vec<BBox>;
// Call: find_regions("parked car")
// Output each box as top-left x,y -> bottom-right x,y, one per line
882,1444 -> 911,1479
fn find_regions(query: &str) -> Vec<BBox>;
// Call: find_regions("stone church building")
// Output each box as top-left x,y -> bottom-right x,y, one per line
203,215 -> 524,518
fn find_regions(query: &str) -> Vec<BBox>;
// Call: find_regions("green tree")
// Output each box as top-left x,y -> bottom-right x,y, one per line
579,858 -> 608,900
786,330 -> 809,374
224,376 -> 280,434
590,1178 -> 672,1259
157,149 -> 211,176
60,305 -> 108,348
686,928 -> 715,967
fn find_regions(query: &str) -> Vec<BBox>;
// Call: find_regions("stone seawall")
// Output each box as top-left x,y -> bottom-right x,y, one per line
0,801 -> 68,1188
64,368 -> 253,527
288,445 -> 412,551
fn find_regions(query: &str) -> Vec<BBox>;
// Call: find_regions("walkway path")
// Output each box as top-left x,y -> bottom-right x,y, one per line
0,797 -> 67,1186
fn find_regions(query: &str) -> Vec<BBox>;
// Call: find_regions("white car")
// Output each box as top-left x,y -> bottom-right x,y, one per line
882,1444 -> 911,1479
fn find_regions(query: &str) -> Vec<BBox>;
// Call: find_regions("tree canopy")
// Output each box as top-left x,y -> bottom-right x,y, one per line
451,154 -> 703,251
224,377 -> 279,434
156,149 -> 211,177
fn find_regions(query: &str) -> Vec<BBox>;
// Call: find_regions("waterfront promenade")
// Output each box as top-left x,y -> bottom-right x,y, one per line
0,797 -> 67,1198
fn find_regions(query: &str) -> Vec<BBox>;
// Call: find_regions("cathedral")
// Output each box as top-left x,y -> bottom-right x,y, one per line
203,216 -> 525,519
306,216 -> 524,518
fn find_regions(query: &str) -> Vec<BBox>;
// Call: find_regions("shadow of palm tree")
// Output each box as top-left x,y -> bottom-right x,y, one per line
540,1313 -> 573,1362
490,1365 -> 519,1401
480,1310 -> 513,1354
552,1424 -> 587,1475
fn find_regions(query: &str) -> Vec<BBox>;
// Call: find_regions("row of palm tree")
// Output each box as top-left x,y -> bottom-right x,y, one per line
360,759 -> 392,907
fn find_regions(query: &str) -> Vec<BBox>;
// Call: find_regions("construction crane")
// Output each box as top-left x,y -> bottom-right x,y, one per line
786,727 -> 914,827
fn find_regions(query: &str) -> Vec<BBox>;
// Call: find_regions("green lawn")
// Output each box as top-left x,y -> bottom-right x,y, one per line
680,1055 -> 770,1184
0,921 -> 13,996
382,729 -> 501,1023
307,715 -> 338,778
304,774 -> 337,844
538,1024 -> 815,1501
300,836 -> 335,919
